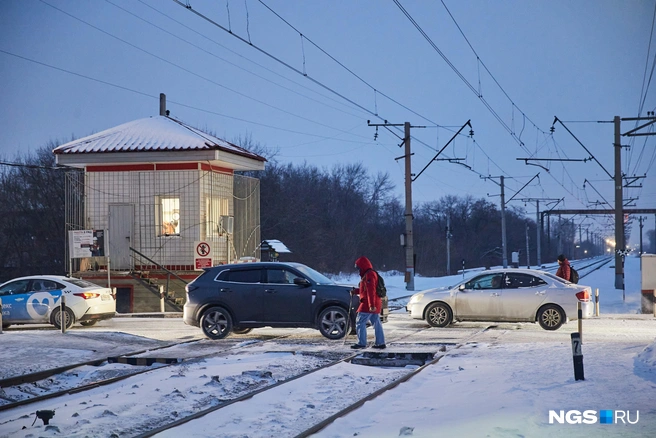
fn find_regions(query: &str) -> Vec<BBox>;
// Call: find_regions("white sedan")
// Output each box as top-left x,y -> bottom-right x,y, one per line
406,268 -> 593,330
0,275 -> 116,329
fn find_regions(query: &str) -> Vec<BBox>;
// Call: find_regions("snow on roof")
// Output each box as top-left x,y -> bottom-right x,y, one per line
52,116 -> 265,162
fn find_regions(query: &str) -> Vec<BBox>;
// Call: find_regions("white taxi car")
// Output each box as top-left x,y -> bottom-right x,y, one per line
406,268 -> 593,331
0,275 -> 116,329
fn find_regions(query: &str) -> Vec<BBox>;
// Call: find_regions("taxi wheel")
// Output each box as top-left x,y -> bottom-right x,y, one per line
52,307 -> 75,330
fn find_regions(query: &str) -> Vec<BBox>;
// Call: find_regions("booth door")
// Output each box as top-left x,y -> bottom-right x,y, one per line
109,204 -> 134,270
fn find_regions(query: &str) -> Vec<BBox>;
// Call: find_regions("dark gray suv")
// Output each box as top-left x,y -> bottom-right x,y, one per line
183,262 -> 369,340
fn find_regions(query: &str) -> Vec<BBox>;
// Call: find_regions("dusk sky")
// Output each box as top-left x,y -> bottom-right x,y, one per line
1,0 -> 654,245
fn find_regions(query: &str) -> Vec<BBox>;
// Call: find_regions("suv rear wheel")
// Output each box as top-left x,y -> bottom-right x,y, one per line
201,306 -> 233,340
318,306 -> 348,340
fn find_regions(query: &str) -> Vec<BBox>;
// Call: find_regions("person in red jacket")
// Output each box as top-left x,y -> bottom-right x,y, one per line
350,256 -> 386,349
556,254 -> 571,281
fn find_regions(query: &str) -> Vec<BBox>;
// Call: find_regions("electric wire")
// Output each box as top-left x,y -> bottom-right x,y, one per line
0,49 -> 370,144
124,0 -> 369,121
38,0 -> 373,142
439,0 -> 547,137
169,0 -> 472,174
256,0 -> 441,128
393,0 -> 533,154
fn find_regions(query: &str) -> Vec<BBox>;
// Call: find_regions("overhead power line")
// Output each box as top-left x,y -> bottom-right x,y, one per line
393,0 -> 536,154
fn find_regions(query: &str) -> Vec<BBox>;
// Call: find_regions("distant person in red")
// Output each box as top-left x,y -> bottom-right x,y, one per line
350,256 -> 385,350
556,254 -> 571,281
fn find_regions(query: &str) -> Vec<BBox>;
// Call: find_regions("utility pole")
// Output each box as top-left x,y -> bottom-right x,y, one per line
368,120 -> 429,291
403,122 -> 414,290
613,114 -> 656,288
525,222 -> 530,268
500,176 -> 508,268
518,198 -> 561,267
639,216 -> 645,255
614,116 -> 624,289
446,215 -> 452,275
488,173 -> 539,269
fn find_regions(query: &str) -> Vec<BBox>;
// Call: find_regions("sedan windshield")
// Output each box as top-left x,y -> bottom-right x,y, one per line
291,264 -> 335,285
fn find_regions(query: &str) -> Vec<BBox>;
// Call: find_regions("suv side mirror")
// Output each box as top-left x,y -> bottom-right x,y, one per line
293,277 -> 311,287
459,284 -> 465,291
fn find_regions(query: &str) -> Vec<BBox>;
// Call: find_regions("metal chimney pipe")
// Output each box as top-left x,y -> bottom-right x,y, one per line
159,93 -> 166,116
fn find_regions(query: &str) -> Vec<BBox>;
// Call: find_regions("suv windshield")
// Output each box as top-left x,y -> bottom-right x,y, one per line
291,264 -> 335,285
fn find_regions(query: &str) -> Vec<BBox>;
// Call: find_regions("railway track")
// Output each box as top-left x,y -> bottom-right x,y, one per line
0,331 -> 309,413
139,325 -> 496,437
0,325 -> 497,437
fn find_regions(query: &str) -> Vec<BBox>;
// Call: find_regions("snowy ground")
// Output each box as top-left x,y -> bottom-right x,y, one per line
0,255 -> 654,437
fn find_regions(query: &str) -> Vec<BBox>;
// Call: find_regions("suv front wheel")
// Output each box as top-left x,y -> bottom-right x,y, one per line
201,306 -> 233,340
318,306 -> 348,340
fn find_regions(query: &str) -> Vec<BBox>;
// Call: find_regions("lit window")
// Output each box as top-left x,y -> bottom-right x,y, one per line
158,197 -> 180,236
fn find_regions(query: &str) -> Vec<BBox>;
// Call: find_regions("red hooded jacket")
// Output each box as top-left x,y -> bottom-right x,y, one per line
354,256 -> 382,314
556,258 -> 571,281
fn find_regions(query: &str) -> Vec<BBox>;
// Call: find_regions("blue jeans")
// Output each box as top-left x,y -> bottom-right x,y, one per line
356,312 -> 385,346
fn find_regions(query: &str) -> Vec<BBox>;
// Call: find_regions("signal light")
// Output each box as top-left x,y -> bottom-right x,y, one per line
575,290 -> 590,302
73,292 -> 100,300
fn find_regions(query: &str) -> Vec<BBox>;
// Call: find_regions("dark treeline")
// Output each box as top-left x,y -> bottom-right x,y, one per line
0,144 -> 68,280
256,161 -> 603,276
1,145 -> 625,281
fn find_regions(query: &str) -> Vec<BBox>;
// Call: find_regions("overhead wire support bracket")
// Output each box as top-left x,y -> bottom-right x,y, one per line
505,173 -> 540,206
552,116 -> 614,180
413,119 -> 471,182
621,116 -> 656,136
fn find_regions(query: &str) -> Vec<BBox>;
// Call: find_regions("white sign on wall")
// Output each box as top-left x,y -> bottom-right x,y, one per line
68,230 -> 106,258
69,230 -> 94,258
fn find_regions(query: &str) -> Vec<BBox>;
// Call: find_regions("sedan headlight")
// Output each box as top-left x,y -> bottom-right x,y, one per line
408,293 -> 424,304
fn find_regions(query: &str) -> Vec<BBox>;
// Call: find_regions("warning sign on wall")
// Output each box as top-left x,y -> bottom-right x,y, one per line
194,241 -> 213,271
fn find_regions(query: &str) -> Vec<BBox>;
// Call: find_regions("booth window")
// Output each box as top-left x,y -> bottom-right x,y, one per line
157,196 -> 180,236
205,197 -> 229,237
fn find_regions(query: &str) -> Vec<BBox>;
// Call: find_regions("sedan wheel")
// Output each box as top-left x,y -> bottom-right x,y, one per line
538,304 -> 564,330
52,307 -> 75,330
318,306 -> 348,339
425,302 -> 452,328
201,307 -> 233,340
